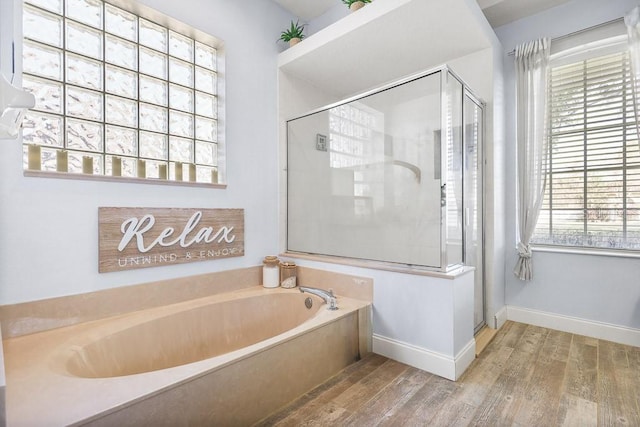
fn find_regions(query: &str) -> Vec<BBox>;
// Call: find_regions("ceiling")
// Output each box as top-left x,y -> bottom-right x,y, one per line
272,0 -> 574,28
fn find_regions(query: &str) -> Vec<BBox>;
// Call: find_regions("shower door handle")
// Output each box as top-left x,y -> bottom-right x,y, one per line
440,184 -> 446,207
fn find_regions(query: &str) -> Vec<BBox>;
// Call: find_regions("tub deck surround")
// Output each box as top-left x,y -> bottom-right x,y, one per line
0,265 -> 373,339
4,286 -> 371,426
0,267 -> 262,339
294,264 -> 374,300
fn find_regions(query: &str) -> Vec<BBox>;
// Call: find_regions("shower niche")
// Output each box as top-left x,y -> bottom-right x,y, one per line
287,66 -> 483,273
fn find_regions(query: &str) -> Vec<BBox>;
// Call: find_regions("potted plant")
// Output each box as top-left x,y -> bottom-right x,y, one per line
342,0 -> 372,12
279,20 -> 306,47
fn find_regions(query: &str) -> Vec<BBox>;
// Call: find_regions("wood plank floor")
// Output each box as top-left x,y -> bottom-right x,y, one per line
256,321 -> 640,426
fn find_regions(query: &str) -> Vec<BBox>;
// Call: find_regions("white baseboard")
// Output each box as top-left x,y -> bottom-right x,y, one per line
506,306 -> 640,348
455,339 -> 476,379
372,334 -> 475,381
494,306 -> 508,329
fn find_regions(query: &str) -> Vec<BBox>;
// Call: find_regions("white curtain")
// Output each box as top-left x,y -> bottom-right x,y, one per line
514,38 -> 551,281
625,7 -> 640,146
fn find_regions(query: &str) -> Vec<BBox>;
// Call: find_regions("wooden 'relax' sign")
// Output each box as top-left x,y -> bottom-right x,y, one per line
99,207 -> 244,273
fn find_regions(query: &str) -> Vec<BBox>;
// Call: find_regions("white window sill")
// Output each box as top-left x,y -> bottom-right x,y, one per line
24,170 -> 227,188
531,244 -> 640,259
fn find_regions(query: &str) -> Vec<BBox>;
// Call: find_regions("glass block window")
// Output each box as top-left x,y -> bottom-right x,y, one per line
22,0 -> 221,184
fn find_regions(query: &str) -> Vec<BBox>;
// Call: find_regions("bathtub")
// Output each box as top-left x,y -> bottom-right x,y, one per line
3,286 -> 371,426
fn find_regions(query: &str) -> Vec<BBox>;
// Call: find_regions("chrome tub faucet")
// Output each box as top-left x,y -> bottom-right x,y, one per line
299,286 -> 338,310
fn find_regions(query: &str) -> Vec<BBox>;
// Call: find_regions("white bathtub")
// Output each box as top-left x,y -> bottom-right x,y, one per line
4,286 -> 371,426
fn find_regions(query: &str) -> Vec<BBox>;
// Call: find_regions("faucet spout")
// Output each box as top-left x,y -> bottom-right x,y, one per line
299,286 -> 338,310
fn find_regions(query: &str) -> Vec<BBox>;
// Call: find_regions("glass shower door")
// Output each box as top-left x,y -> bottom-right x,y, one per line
463,91 -> 485,333
287,71 -> 444,269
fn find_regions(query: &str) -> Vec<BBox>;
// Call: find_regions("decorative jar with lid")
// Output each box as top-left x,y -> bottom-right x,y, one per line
280,261 -> 297,288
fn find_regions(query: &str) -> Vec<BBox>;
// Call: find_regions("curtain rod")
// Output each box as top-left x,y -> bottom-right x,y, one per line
506,16 -> 624,56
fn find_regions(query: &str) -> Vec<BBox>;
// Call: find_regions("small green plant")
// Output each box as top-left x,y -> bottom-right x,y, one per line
342,0 -> 372,6
279,20 -> 306,43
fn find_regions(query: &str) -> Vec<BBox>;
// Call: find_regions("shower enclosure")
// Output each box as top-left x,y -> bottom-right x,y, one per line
286,67 -> 483,286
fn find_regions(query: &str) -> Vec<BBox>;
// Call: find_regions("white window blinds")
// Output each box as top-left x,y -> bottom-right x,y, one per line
532,45 -> 640,250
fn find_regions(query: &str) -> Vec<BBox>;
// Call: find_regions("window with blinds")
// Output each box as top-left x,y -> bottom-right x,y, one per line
532,44 -> 640,250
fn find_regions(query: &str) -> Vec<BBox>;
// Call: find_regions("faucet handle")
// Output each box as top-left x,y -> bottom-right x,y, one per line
328,288 -> 335,297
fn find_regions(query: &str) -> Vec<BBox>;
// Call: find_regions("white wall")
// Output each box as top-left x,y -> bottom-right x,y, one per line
0,0 -> 295,304
496,0 -> 640,330
306,4 -> 349,36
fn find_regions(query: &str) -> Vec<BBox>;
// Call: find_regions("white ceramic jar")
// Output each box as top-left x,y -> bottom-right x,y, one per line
262,256 -> 280,288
